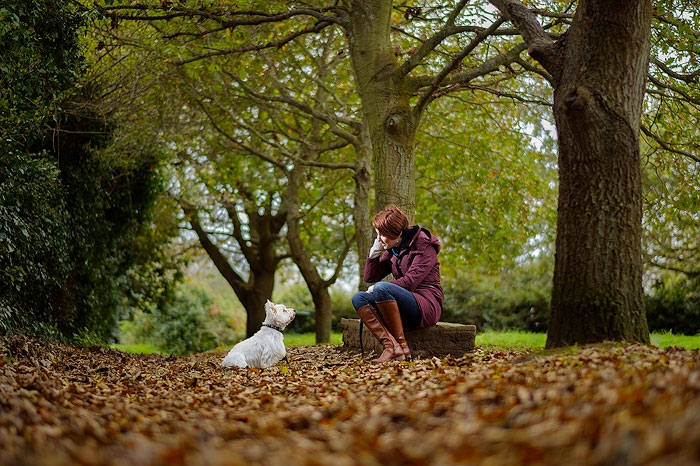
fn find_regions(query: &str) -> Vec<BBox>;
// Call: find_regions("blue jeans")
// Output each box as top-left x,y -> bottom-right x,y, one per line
351,281 -> 421,329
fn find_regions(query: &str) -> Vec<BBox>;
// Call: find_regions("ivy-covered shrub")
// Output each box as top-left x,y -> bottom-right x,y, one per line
1,2 -> 180,343
0,150 -> 71,337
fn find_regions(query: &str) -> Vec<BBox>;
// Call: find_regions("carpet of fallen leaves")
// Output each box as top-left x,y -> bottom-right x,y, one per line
1,335 -> 700,466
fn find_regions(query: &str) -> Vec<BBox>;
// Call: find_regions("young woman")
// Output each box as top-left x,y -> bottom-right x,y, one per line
352,204 -> 444,363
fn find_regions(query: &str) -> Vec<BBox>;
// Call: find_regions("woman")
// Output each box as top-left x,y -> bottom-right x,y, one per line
352,204 -> 444,363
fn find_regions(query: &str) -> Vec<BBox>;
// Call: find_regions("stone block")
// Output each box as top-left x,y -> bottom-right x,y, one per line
340,318 -> 476,359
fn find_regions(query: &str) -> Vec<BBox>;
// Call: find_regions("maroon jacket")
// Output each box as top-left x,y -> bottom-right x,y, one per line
364,225 -> 444,328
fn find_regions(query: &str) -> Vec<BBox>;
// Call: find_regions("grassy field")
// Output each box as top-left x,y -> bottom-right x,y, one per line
648,330 -> 700,349
283,330 -> 700,350
112,329 -> 700,354
475,330 -> 700,350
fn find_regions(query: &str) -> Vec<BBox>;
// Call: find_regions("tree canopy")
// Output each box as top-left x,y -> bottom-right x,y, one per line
3,0 -> 699,344
86,0 -> 700,344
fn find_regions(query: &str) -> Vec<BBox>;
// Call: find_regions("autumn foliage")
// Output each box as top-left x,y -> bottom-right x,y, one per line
1,334 -> 699,465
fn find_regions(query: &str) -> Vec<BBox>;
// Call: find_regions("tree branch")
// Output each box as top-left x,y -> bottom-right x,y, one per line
412,42 -> 528,117
647,74 -> 700,106
412,16 -> 508,117
641,124 -> 700,163
179,200 -> 250,294
489,0 -> 564,84
392,0 -> 471,80
99,4 -> 346,64
172,20 -> 335,65
648,260 -> 700,278
650,58 -> 700,84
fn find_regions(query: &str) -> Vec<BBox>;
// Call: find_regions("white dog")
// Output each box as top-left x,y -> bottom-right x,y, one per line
221,300 -> 296,368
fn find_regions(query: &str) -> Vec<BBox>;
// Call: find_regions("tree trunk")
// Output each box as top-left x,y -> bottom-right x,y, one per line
181,202 -> 279,337
285,166 -> 333,343
491,0 -> 652,347
354,126 -> 374,288
347,0 -> 418,220
547,0 -> 652,347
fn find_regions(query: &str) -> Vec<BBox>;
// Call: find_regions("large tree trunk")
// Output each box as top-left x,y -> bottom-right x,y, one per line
547,1 -> 652,347
491,0 -> 652,347
347,0 -> 418,220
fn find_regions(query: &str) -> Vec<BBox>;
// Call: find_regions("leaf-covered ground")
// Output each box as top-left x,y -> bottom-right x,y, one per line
1,335 -> 699,466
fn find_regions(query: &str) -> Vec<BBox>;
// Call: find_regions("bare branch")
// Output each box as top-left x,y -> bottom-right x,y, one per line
99,4 -> 345,29
99,4 -> 346,64
648,260 -> 700,278
220,71 -> 361,163
412,17 -> 508,116
650,58 -> 700,85
173,20 -> 334,65
393,0 -> 471,79
413,41 -> 528,117
641,125 -> 700,164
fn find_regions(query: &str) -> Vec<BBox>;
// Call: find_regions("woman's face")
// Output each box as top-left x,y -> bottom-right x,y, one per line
376,229 -> 400,249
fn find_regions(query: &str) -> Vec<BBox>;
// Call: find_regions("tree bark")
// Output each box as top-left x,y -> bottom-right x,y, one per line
346,0 -> 418,219
548,0 -> 651,347
285,166 -> 333,343
492,0 -> 652,347
180,202 -> 282,337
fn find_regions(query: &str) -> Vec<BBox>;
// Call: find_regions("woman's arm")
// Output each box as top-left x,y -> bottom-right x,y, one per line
363,255 -> 393,283
391,246 -> 438,291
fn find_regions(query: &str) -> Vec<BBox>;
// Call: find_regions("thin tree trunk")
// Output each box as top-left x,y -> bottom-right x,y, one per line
285,166 -> 333,343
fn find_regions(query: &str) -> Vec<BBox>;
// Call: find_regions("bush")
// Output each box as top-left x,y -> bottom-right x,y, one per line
273,282 -> 316,333
121,282 -> 237,355
1,2 -> 180,344
0,150 -> 71,337
442,260 -> 552,332
330,287 -> 358,330
645,273 -> 700,336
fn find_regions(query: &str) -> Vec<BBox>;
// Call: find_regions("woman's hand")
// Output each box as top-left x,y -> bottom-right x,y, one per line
368,237 -> 384,259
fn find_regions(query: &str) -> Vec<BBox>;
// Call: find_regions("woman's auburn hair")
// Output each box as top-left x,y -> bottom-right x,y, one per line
372,204 -> 409,239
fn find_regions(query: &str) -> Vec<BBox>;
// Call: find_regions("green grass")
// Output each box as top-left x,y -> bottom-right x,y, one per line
650,330 -> 700,349
475,330 -> 700,350
111,332 -> 343,355
111,342 -> 165,354
476,329 -> 547,349
111,330 -> 700,355
284,332 -> 343,347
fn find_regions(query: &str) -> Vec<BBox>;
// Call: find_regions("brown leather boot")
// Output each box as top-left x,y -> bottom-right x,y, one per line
356,305 -> 405,363
375,300 -> 411,360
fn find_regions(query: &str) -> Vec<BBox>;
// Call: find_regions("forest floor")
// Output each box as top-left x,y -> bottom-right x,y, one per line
1,334 -> 700,466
